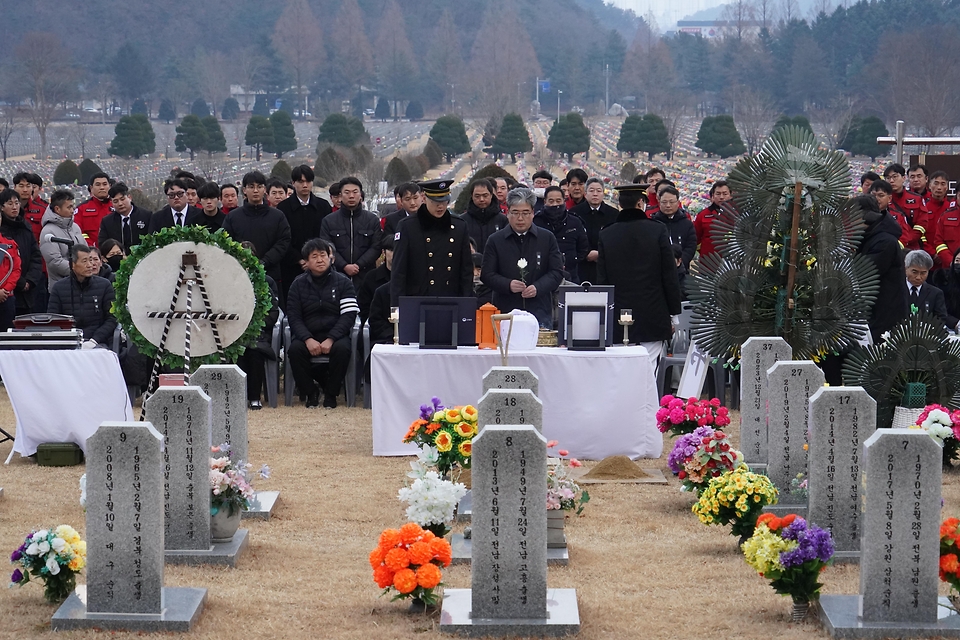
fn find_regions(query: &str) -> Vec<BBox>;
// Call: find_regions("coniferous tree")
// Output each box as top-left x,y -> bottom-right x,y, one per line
133,113 -> 155,155
271,159 -> 293,182
772,114 -> 814,136
201,115 -> 227,156
252,94 -> 271,117
491,113 -> 532,162
266,110 -> 297,158
158,99 -> 176,123
245,115 -> 274,161
423,138 -> 443,168
318,113 -> 367,147
314,146 -> 351,185
78,158 -> 103,185
191,98 -> 211,118
384,156 -> 412,186
840,116 -> 889,160
616,114 -> 643,158
131,98 -> 148,116
429,115 -> 470,161
634,113 -> 670,160
222,98 -> 240,121
175,114 -> 208,160
375,98 -> 391,121
696,115 -> 746,158
405,101 -> 424,121
547,113 -> 591,160
53,159 -> 81,186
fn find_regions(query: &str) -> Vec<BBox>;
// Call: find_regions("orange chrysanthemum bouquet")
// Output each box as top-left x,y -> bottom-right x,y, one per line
371,522 -> 452,608
940,517 -> 960,601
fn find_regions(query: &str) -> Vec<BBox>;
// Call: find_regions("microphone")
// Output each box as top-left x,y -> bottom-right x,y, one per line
43,235 -> 75,247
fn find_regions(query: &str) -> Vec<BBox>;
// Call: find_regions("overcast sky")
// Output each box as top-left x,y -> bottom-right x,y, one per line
607,0 -> 727,28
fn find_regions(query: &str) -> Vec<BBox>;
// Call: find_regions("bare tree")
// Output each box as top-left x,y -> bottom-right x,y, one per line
428,10 -> 464,115
734,86 -> 779,155
71,118 -> 91,158
15,32 -> 75,157
648,88 -> 691,160
194,49 -> 232,119
235,49 -> 266,112
754,0 -> 779,31
374,0 -> 419,120
808,97 -> 857,150
89,74 -> 115,125
720,0 -> 756,41
0,106 -> 25,161
780,0 -> 800,22
809,0 -> 834,20
272,0 -> 325,119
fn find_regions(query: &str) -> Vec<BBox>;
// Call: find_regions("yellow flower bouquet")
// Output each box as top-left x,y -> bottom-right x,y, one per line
403,397 -> 478,476
693,467 -> 778,540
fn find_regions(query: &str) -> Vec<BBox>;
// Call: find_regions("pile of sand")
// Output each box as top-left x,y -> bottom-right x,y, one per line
580,455 -> 654,480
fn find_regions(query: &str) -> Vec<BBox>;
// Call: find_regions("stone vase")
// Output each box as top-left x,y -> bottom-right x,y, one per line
210,507 -> 242,542
547,509 -> 567,548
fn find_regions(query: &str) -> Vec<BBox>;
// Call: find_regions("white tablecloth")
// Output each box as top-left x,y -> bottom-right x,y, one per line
371,345 -> 662,460
0,349 -> 133,462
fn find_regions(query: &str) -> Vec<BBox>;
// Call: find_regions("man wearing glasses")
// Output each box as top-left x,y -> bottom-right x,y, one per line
147,178 -> 201,234
481,187 -> 563,328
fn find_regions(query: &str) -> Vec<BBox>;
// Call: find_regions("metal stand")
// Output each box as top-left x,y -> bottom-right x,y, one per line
141,252 -> 240,412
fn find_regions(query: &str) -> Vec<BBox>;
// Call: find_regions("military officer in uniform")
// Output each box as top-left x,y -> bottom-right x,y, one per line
390,179 -> 474,306
597,183 -> 682,364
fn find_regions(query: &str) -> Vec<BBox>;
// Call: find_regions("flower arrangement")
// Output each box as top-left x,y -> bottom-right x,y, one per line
398,450 -> 468,537
742,514 -> 834,608
546,440 -> 589,513
370,522 -> 453,608
909,404 -> 960,463
10,525 -> 87,603
403,397 -> 478,477
693,467 -> 779,539
940,517 -> 960,596
209,443 -> 269,516
656,395 -> 731,438
667,427 -> 743,494
790,473 -> 808,499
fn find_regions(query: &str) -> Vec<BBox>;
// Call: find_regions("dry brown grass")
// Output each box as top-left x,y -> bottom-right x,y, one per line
1,393 -> 959,640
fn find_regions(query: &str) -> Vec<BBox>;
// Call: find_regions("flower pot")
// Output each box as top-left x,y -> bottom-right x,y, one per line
791,599 -> 810,623
547,509 -> 567,549
210,507 -> 242,542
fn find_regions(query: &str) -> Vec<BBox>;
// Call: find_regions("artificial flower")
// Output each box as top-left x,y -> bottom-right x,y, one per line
393,568 -> 418,594
434,431 -> 453,452
416,563 -> 442,589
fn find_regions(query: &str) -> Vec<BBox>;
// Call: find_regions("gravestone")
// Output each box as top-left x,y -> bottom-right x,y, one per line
189,364 -> 278,520
51,422 -> 207,631
440,425 -> 579,637
478,389 -> 543,433
189,365 -> 247,462
816,430 -> 959,638
482,367 -> 539,396
739,337 -> 792,467
676,342 -> 710,400
764,361 -> 825,508
145,387 -> 248,566
807,387 -> 877,562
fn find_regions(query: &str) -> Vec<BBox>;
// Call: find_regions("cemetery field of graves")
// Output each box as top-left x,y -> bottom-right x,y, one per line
5,393 -> 960,640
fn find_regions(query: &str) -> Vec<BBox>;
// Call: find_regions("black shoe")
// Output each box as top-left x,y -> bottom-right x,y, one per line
322,396 -> 337,409
248,400 -> 262,410
305,392 -> 320,408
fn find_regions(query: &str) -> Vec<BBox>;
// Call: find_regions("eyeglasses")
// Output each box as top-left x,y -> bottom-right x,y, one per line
509,211 -> 534,218
167,191 -> 186,199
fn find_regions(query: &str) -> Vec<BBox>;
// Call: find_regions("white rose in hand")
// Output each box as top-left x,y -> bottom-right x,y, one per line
517,258 -> 527,269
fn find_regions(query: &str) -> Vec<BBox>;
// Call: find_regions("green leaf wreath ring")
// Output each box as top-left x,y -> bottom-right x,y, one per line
111,225 -> 272,370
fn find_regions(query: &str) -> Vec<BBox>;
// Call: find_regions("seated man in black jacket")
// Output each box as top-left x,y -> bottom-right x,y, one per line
48,243 -> 116,347
286,238 -> 359,409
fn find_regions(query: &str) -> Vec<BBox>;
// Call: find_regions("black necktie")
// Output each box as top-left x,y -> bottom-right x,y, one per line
122,217 -> 132,248
911,286 -> 920,306
175,212 -> 183,227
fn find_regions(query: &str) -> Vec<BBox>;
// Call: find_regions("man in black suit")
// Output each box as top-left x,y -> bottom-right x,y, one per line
277,164 -> 332,304
382,182 -> 421,240
905,249 -> 959,330
148,178 -> 201,234
571,176 -> 618,283
100,183 -> 152,250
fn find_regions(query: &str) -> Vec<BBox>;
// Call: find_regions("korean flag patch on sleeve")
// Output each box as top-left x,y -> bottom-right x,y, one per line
395,232 -> 400,241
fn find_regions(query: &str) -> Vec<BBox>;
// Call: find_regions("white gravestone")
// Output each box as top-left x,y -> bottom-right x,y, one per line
739,337 -> 792,466
482,367 -> 540,396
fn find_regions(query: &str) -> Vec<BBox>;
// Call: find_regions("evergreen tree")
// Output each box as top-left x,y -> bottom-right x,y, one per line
132,113 -> 155,155
109,115 -> 146,159
314,146 -> 351,185
245,115 -> 274,161
405,100 -> 424,121
191,98 -> 211,118
201,115 -> 227,156
318,113 -> 366,146
616,114 -> 643,158
271,159 -> 292,182
840,116 -> 889,160
547,113 -> 591,160
635,113 -> 670,160
53,159 -> 81,186
423,138 -> 443,168
252,94 -> 271,117
222,98 -> 240,121
78,159 -> 103,186
159,99 -> 176,123
375,98 -> 391,121
131,98 -> 148,116
429,115 -> 470,161
696,115 -> 746,158
491,113 -> 532,162
384,156 -> 412,186
772,114 -> 814,136
265,110 -> 297,158
175,114 -> 208,160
